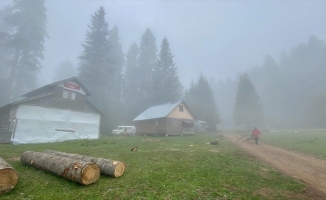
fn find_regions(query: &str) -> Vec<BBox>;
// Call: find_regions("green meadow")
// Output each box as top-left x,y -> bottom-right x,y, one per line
0,132 -> 312,200
261,130 -> 326,159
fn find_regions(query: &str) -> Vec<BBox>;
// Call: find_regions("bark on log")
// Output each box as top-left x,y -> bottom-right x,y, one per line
0,157 -> 19,194
20,151 -> 100,185
43,150 -> 125,178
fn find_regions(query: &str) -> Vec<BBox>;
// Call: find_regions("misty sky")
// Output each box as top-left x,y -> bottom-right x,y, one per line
1,0 -> 326,87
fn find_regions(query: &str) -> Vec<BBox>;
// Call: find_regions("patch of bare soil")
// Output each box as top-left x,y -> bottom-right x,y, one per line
224,132 -> 326,199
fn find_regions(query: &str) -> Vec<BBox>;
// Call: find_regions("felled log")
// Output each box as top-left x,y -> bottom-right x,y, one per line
0,157 -> 19,194
43,150 -> 125,178
20,151 -> 100,185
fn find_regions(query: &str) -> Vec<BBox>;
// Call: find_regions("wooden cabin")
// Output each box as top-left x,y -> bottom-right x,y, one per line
0,77 -> 103,144
133,100 -> 195,136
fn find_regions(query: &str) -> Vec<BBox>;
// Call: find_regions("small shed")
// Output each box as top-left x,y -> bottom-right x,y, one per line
133,100 -> 195,136
194,120 -> 209,133
0,77 -> 103,144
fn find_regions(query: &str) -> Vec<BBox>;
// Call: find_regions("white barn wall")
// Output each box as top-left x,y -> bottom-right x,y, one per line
12,105 -> 100,144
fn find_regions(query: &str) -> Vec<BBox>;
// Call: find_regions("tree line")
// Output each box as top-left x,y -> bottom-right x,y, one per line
0,2 -> 220,133
3,1 -> 323,131
212,36 -> 326,130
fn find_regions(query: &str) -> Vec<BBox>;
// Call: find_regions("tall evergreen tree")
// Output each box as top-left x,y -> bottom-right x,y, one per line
151,37 -> 181,104
184,73 -> 220,130
0,5 -> 13,106
77,6 -> 113,108
77,6 -> 113,134
233,72 -> 263,129
249,55 -> 282,121
108,25 -> 125,127
137,28 -> 157,102
108,25 -> 124,102
124,42 -> 139,95
122,42 -> 144,122
6,0 -> 48,100
0,5 -> 12,79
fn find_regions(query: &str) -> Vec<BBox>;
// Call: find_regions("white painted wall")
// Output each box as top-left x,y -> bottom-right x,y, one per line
12,105 -> 100,144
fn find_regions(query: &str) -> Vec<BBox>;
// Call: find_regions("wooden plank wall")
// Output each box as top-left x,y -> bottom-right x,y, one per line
136,118 -> 195,136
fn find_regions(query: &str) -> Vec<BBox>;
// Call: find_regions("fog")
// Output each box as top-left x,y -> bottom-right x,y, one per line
1,0 -> 324,85
0,0 -> 325,130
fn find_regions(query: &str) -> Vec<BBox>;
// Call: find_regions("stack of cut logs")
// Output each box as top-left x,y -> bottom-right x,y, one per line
0,150 -> 125,194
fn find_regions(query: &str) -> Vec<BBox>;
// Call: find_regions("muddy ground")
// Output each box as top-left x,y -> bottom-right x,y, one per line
224,132 -> 326,200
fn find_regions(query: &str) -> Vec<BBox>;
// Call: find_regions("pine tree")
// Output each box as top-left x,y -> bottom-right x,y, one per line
0,5 -> 13,106
0,5 -> 12,80
122,42 -> 144,122
183,78 -> 196,112
6,0 -> 48,100
195,73 -> 220,130
77,6 -> 114,134
184,73 -> 220,130
151,37 -> 181,104
77,6 -> 113,108
108,25 -> 124,102
108,25 -> 125,127
233,72 -> 263,129
124,42 -> 139,95
137,28 -> 157,102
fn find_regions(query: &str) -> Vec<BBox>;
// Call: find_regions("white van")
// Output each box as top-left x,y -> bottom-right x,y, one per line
112,126 -> 136,135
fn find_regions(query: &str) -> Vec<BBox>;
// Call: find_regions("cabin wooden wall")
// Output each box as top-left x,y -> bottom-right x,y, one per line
48,86 -> 86,111
136,119 -> 156,135
136,117 -> 195,136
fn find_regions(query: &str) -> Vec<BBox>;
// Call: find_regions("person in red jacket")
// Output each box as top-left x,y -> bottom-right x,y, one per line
252,127 -> 261,145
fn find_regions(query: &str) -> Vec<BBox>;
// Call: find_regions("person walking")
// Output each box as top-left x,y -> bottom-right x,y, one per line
252,127 -> 261,145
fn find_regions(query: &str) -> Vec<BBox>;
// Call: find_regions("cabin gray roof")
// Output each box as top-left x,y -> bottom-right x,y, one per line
133,100 -> 184,121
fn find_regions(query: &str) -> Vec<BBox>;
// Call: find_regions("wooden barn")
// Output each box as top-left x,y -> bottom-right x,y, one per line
0,77 -> 103,144
133,100 -> 195,136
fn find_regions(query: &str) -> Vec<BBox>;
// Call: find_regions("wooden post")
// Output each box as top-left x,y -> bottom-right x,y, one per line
0,157 -> 19,194
20,151 -> 100,185
43,150 -> 125,178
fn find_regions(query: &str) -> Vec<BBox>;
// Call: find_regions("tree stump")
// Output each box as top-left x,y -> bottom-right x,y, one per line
43,150 -> 125,178
0,157 -> 19,194
20,151 -> 100,185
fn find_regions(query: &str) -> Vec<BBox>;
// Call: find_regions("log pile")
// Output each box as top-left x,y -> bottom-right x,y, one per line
43,150 -> 125,178
20,151 -> 100,185
0,157 -> 19,194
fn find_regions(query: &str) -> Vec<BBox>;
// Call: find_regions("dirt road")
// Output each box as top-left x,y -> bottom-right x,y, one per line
224,132 -> 326,199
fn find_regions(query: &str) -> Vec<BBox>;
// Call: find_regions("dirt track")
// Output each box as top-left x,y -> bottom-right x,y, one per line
224,132 -> 326,199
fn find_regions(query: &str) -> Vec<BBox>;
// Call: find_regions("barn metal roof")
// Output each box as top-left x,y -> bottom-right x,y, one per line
20,77 -> 91,98
133,100 -> 184,121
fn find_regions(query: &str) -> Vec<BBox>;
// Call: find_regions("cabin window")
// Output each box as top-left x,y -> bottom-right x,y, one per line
63,90 -> 69,99
179,105 -> 184,112
63,89 -> 77,100
71,92 -> 76,100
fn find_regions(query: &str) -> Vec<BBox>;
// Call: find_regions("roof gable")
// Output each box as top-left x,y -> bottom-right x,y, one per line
20,77 -> 91,98
167,102 -> 194,120
133,100 -> 194,121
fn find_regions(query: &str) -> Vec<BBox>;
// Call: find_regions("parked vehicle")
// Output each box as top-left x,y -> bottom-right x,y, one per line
112,126 -> 136,135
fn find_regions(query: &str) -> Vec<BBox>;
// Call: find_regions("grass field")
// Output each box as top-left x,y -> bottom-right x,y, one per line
0,132 -> 309,200
235,129 -> 326,159
261,130 -> 326,159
